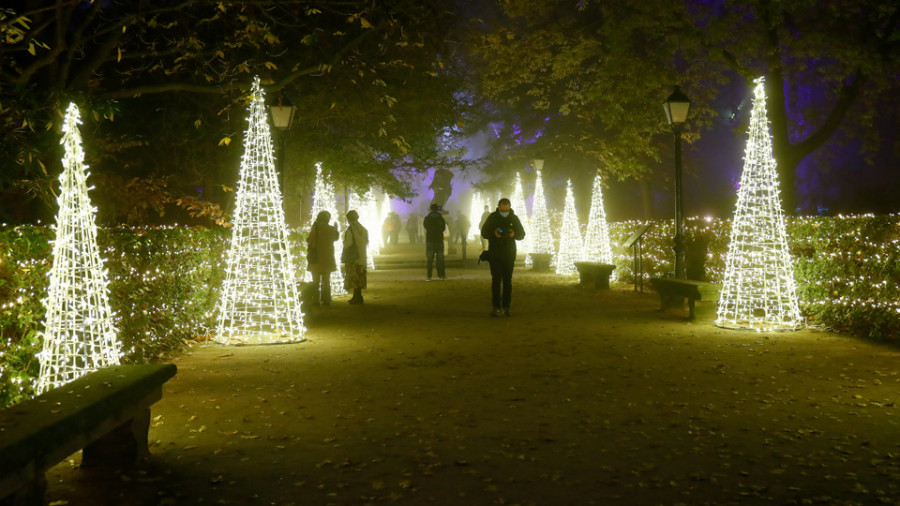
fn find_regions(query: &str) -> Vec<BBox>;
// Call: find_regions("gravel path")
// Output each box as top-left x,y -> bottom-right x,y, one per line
46,267 -> 900,505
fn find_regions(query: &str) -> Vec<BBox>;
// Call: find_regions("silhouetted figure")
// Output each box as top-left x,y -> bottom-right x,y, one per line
423,203 -> 447,280
481,198 -> 526,317
306,211 -> 339,305
406,212 -> 420,244
342,210 -> 369,304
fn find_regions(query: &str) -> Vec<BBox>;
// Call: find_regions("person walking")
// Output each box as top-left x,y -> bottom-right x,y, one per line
342,210 -> 369,304
479,204 -> 491,250
422,203 -> 447,280
480,198 -> 526,317
306,211 -> 339,306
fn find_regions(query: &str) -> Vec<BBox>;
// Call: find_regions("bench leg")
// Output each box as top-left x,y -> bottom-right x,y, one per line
81,408 -> 151,467
0,474 -> 46,506
687,298 -> 696,320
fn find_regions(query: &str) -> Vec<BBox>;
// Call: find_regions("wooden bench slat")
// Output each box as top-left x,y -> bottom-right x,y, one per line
0,364 -> 176,497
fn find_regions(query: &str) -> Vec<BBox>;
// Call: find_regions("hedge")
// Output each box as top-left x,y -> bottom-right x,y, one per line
2,215 -> 898,407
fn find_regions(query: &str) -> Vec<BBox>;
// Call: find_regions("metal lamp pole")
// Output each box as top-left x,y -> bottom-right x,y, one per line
663,86 -> 691,279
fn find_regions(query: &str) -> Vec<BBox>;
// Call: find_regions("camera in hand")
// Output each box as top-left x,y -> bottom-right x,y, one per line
497,229 -> 504,234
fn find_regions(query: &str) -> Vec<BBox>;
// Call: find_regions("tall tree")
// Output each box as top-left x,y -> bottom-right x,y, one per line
0,0 -> 467,222
470,0 -> 900,213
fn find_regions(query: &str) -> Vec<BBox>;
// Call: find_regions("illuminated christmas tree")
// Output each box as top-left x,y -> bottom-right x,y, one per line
716,77 -> 803,331
215,78 -> 305,344
349,189 -> 377,270
377,194 -> 391,249
555,180 -> 583,275
309,162 -> 346,296
582,173 -> 614,265
35,103 -> 121,394
510,173 -> 533,265
468,191 -> 484,241
529,165 -> 555,257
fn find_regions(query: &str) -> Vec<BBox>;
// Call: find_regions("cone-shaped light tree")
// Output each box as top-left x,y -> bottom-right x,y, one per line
215,78 -> 305,344
582,173 -> 614,265
529,164 -> 555,259
510,173 -> 533,265
469,191 -> 484,241
36,103 -> 121,394
555,180 -> 583,275
716,77 -> 803,331
349,189 -> 378,270
377,194 -> 391,249
309,162 -> 347,296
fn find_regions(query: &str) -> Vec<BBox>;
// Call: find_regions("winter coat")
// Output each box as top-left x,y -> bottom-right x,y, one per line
306,220 -> 339,273
423,211 -> 447,243
343,221 -> 369,266
480,209 -> 526,260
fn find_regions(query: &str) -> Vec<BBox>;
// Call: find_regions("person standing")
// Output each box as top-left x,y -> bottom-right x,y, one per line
481,198 -> 526,317
342,210 -> 369,304
479,204 -> 491,250
306,211 -> 339,306
422,203 -> 447,280
390,212 -> 402,245
456,212 -> 470,261
406,212 -> 420,244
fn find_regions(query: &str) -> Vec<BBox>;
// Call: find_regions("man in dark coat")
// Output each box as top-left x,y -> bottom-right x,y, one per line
480,198 -> 526,317
422,203 -> 447,280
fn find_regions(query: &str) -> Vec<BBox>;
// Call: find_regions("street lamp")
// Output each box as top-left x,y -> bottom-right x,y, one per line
269,99 -> 297,193
663,85 -> 691,279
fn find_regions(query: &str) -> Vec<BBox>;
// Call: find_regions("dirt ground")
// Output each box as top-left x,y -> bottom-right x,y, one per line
44,249 -> 900,506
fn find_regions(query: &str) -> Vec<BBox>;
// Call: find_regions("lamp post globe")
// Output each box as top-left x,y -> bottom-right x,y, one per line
663,86 -> 691,279
269,102 -> 297,193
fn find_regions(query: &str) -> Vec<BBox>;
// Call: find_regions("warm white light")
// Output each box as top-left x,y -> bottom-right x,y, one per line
582,173 -> 614,267
716,77 -> 803,331
349,189 -> 378,270
215,77 -> 305,344
309,162 -> 347,296
510,173 -> 533,266
555,180 -> 583,275
35,103 -> 121,394
468,191 -> 485,241
529,168 -> 555,258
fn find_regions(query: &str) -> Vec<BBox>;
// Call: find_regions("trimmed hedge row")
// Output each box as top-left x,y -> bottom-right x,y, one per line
2,215 -> 898,406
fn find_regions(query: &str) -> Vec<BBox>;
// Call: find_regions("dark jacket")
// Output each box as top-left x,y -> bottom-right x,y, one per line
306,220 -> 339,273
423,211 -> 446,243
480,209 -> 526,259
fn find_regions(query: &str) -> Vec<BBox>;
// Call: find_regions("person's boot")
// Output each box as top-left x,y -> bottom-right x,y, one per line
348,288 -> 364,305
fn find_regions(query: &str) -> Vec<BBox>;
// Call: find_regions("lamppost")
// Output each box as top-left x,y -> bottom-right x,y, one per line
663,86 -> 691,279
269,99 -> 297,194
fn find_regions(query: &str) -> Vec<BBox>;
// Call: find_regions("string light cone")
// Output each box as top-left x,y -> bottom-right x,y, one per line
469,191 -> 484,242
308,162 -> 346,296
510,173 -> 533,266
349,189 -> 378,270
716,77 -> 803,331
215,77 -> 305,344
35,103 -> 121,394
377,194 -> 391,250
555,180 -> 583,275
529,167 -> 555,260
583,173 -> 614,267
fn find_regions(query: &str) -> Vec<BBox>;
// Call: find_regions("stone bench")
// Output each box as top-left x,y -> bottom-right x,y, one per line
649,277 -> 721,320
573,262 -> 616,289
0,363 -> 177,506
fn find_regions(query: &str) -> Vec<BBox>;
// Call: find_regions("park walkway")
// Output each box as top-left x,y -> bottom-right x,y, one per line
45,249 -> 900,505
